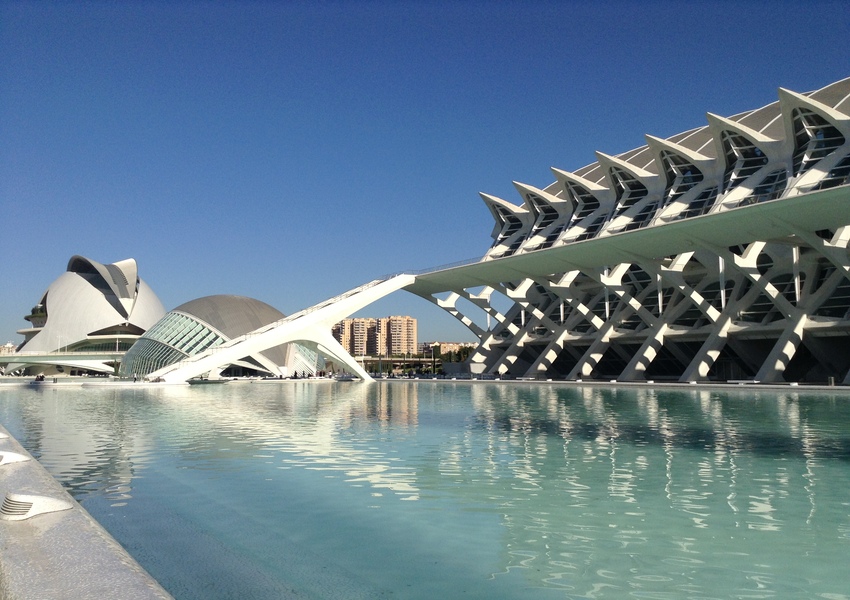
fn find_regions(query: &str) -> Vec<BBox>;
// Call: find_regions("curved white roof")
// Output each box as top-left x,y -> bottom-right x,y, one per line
121,294 -> 292,377
18,256 -> 165,354
481,77 -> 850,258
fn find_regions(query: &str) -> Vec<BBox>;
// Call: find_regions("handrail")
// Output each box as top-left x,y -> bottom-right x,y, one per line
406,256 -> 486,275
3,350 -> 124,357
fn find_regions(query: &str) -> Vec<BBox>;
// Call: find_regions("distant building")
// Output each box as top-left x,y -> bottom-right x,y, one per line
333,316 -> 417,355
385,316 -> 417,355
419,341 -> 477,355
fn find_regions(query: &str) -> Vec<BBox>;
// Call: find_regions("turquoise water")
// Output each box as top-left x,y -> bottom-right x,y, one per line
1,381 -> 849,599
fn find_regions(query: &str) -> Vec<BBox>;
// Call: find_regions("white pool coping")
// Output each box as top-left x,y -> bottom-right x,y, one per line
0,424 -> 173,600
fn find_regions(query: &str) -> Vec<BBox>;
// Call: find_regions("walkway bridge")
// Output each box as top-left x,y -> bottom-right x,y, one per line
0,350 -> 125,374
148,274 -> 415,383
149,186 -> 850,385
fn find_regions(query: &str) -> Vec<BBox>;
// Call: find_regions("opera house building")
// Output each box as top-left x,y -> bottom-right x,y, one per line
3,257 -> 315,378
5,256 -> 165,376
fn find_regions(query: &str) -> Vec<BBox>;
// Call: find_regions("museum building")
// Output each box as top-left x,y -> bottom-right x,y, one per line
407,77 -> 850,383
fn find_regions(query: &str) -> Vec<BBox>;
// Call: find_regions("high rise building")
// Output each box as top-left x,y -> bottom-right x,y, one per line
333,316 -> 417,356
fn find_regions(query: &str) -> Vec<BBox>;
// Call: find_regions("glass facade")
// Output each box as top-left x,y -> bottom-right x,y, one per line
119,311 -> 225,377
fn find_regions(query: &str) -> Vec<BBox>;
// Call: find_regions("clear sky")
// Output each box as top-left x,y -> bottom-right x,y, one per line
1,0 -> 848,345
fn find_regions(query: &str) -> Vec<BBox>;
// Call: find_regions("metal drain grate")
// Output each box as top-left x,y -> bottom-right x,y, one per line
1,496 -> 32,517
0,493 -> 72,521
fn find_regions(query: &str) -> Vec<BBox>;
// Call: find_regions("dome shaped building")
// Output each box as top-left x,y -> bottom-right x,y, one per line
120,295 -> 318,379
10,255 -> 166,375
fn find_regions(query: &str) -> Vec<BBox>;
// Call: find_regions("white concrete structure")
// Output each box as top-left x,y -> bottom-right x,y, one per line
4,256 -> 165,375
147,276 -> 415,383
0,424 -> 172,599
119,295 -> 318,379
406,78 -> 850,384
136,78 -> 850,385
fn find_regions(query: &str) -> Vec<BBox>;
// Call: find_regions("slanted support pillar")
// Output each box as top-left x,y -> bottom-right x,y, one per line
568,321 -> 615,379
754,313 -> 807,383
680,315 -> 733,382
620,323 -> 668,381
313,331 -> 374,382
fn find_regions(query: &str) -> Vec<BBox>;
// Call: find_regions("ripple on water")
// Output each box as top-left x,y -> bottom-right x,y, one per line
2,383 -> 850,599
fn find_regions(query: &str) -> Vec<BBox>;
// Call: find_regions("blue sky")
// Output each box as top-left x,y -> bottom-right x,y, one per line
1,0 -> 848,344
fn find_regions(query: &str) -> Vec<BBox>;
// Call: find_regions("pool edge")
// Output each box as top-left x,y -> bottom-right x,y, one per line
0,424 -> 174,600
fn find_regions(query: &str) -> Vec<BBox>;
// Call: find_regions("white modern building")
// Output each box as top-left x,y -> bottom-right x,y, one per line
141,276 -> 417,383
23,78 -> 849,385
4,255 -> 166,375
119,295 -> 319,379
3,258 -> 319,379
404,77 -> 850,383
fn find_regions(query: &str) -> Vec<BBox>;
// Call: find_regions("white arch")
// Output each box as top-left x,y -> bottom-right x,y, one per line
149,275 -> 416,383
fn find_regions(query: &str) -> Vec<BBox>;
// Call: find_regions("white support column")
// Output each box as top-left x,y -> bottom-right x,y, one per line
619,323 -> 668,381
567,320 -> 617,379
754,313 -> 807,382
791,227 -> 850,279
526,330 -> 573,376
481,279 -> 539,376
523,276 -> 581,376
680,314 -> 735,381
792,245 -> 801,304
308,333 -> 372,381
433,291 -> 486,337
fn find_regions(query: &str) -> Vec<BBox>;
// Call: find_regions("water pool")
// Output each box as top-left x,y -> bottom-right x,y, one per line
1,381 -> 849,599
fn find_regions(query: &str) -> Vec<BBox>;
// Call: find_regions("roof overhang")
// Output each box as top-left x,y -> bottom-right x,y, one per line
405,184 -> 850,295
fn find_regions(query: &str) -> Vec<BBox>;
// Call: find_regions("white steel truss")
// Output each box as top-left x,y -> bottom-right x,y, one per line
407,78 -> 850,384
142,79 -> 850,386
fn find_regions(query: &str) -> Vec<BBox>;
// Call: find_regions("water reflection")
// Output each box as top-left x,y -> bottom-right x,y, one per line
147,382 -> 424,499
1,382 -> 849,599
459,384 -> 850,597
469,385 -> 850,461
8,388 -> 159,505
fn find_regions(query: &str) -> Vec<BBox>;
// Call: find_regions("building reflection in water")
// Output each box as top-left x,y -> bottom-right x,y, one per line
3,382 -> 850,597
456,384 -> 850,593
5,382 -> 425,506
12,389 -> 155,506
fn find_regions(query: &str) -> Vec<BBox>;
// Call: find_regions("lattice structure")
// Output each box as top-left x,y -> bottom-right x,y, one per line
413,78 -> 850,383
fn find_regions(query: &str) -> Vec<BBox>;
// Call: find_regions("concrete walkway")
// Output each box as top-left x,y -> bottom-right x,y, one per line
0,424 -> 172,600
